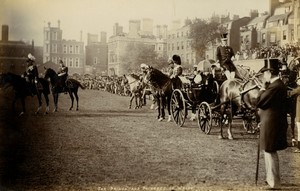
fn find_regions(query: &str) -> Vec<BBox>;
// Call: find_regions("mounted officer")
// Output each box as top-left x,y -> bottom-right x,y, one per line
23,53 -> 39,95
216,33 -> 236,80
58,59 -> 69,92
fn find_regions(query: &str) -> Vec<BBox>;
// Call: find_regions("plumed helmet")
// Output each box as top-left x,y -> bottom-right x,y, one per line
27,53 -> 35,63
172,54 -> 181,65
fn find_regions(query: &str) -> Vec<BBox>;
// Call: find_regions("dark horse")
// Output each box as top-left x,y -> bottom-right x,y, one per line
144,66 -> 173,121
0,72 -> 50,116
44,68 -> 85,111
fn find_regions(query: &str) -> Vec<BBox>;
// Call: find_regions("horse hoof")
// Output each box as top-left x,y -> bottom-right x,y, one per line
218,135 -> 224,139
228,136 -> 234,140
76,108 -> 79,111
158,117 -> 164,122
69,108 -> 72,111
292,139 -> 297,147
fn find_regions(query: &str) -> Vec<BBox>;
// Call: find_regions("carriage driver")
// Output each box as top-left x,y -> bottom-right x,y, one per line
170,54 -> 183,89
216,33 -> 236,80
58,59 -> 69,92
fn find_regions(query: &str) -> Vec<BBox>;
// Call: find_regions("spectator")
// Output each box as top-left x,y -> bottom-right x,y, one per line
256,58 -> 288,189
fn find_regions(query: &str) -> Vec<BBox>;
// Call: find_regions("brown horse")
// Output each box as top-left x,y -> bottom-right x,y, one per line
218,73 -> 264,139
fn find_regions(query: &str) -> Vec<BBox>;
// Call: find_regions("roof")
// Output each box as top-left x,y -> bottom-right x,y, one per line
248,15 -> 269,25
267,12 -> 290,22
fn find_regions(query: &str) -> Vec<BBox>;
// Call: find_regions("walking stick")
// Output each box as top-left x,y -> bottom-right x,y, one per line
255,124 -> 260,186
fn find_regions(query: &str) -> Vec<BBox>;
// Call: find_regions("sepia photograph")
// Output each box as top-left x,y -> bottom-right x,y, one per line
0,0 -> 300,190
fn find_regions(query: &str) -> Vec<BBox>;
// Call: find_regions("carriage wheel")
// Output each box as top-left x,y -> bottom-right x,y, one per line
197,102 -> 212,134
242,111 -> 258,134
212,81 -> 219,103
171,89 -> 186,127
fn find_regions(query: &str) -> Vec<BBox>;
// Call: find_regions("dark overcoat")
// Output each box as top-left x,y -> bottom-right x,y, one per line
257,79 -> 288,152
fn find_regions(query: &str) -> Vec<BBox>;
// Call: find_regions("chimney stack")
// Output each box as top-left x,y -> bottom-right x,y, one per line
2,25 -> 9,42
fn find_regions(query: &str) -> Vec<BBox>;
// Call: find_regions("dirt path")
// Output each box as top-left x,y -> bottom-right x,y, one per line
0,89 -> 299,191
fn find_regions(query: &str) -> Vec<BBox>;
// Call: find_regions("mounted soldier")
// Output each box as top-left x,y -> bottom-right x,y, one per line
58,59 -> 69,92
23,53 -> 39,95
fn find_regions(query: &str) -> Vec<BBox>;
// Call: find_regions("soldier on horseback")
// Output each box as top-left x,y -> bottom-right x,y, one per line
23,53 -> 39,95
58,59 -> 68,93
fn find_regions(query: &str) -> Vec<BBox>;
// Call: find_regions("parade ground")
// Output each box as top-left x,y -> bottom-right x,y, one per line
0,87 -> 300,191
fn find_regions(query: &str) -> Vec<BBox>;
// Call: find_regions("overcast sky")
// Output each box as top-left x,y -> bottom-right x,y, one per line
0,0 -> 269,46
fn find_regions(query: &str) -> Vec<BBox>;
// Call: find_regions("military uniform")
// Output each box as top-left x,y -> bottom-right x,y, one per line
216,45 -> 236,72
58,61 -> 69,91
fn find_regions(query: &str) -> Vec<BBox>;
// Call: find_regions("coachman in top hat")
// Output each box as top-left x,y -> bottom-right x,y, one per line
216,33 -> 236,80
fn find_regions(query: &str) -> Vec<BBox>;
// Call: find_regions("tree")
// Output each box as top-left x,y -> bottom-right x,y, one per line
120,42 -> 166,73
189,18 -> 225,62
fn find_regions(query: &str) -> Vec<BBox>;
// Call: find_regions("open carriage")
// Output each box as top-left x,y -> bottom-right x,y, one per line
170,74 -> 219,133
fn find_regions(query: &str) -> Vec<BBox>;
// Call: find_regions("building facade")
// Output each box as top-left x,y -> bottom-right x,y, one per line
0,25 -> 41,75
43,21 -> 85,75
167,24 -> 196,66
85,33 -> 108,76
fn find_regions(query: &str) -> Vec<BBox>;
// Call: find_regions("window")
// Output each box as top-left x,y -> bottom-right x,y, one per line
177,42 -> 179,50
69,58 -> 73,67
75,58 -> 79,67
46,44 -> 49,53
63,45 -> 67,53
75,46 -> 79,54
69,45 -> 73,54
283,30 -> 287,40
45,31 -> 50,40
63,58 -> 67,66
181,41 -> 184,49
270,33 -> 276,43
52,32 -> 57,40
52,44 -> 57,53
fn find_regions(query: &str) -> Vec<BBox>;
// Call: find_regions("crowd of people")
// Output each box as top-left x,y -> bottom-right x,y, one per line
235,44 -> 300,61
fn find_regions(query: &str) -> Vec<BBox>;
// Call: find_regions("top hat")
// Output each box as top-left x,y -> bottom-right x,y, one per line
221,33 -> 228,40
59,59 -> 64,64
172,54 -> 181,65
260,58 -> 280,73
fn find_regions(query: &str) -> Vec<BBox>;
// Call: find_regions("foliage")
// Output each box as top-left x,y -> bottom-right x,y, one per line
120,42 -> 167,73
189,18 -> 226,62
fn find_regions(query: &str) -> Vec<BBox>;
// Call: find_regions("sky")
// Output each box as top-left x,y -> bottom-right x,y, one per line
0,0 -> 269,46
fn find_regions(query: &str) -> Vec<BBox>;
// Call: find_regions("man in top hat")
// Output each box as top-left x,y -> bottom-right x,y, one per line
140,63 -> 149,74
256,58 -> 288,189
58,59 -> 69,92
216,33 -> 236,80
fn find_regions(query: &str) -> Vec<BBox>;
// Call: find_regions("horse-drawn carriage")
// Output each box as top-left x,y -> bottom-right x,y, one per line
170,74 -> 218,130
